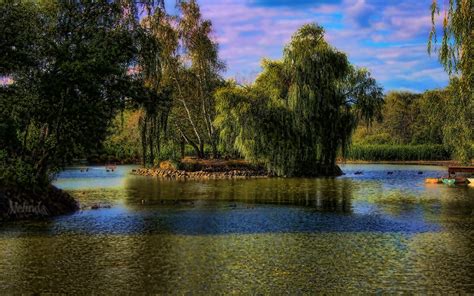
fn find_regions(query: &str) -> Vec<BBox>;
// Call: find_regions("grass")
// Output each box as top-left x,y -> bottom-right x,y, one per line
345,144 -> 451,161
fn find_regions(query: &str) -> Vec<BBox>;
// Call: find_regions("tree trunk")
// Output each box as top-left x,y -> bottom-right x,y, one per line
180,141 -> 185,159
149,128 -> 154,167
140,118 -> 147,167
155,121 -> 161,159
211,137 -> 218,159
176,123 -> 204,159
199,141 -> 205,159
149,116 -> 155,166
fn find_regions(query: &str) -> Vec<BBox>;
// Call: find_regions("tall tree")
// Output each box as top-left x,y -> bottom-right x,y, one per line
215,24 -> 383,177
429,0 -> 473,163
132,8 -> 173,166
171,0 -> 224,158
0,1 -> 141,188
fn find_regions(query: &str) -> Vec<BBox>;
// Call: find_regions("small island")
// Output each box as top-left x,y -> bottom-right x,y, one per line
133,158 -> 269,180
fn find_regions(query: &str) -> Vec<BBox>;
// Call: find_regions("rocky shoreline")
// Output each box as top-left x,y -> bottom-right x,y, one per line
0,186 -> 79,221
132,167 -> 269,180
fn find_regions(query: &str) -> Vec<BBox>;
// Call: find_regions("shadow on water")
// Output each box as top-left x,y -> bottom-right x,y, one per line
124,176 -> 355,213
0,165 -> 473,293
1,171 -> 452,236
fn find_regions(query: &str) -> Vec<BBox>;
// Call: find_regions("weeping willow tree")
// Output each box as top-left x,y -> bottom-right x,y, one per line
428,0 -> 473,163
215,24 -> 383,177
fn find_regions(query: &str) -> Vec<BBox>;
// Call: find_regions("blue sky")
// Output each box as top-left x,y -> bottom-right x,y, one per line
167,0 -> 449,93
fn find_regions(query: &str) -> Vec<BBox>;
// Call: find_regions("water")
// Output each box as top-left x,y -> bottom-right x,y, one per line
0,164 -> 473,293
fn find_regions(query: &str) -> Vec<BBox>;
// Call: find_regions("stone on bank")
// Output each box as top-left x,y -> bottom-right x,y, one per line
0,186 -> 79,221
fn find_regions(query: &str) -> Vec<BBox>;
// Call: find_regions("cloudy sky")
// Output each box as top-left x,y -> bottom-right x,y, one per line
166,0 -> 449,92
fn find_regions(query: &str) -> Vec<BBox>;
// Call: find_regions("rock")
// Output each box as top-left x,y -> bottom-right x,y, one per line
131,165 -> 271,180
0,186 -> 79,222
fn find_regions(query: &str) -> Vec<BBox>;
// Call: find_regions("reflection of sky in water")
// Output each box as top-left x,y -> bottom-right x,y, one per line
0,204 -> 441,236
1,164 -> 473,294
53,165 -> 138,190
341,164 -> 446,192
5,164 -> 471,237
3,164 -> 471,237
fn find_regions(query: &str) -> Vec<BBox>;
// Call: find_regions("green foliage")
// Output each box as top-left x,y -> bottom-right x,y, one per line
0,1 -> 150,188
382,92 -> 421,144
352,89 -> 451,147
429,0 -> 473,164
411,90 -> 447,144
215,24 -> 384,176
0,1 -> 42,75
99,110 -> 142,164
352,130 -> 393,145
0,149 -> 38,188
346,145 -> 451,161
99,106 -> 219,165
134,0 -> 225,164
441,78 -> 473,162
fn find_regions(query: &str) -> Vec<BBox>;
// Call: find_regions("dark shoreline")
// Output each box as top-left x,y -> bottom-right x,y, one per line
132,167 -> 269,180
0,186 -> 79,222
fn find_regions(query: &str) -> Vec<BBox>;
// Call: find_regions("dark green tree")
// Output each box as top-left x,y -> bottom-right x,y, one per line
215,24 -> 383,177
0,1 -> 141,188
382,92 -> 421,144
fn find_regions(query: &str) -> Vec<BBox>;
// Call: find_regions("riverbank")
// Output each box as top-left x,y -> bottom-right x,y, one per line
131,157 -> 472,180
132,158 -> 269,180
0,186 -> 79,221
132,168 -> 268,180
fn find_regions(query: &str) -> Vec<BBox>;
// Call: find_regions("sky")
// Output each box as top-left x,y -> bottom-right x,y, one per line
166,0 -> 449,93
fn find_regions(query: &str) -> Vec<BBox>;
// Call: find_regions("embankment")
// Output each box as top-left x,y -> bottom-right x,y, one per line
0,186 -> 79,221
132,158 -> 269,180
132,167 -> 268,180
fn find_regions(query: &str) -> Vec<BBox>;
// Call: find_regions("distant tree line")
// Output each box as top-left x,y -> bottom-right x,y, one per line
353,89 -> 448,146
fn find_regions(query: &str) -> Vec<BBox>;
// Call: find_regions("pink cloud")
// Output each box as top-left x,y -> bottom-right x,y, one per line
195,0 -> 448,91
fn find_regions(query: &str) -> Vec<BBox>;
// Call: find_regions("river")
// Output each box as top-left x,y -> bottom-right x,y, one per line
0,164 -> 473,293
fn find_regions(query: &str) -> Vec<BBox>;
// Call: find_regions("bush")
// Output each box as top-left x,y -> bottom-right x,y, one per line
0,149 -> 51,188
345,144 -> 452,161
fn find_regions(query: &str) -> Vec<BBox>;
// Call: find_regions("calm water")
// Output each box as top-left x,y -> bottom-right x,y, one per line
0,165 -> 473,293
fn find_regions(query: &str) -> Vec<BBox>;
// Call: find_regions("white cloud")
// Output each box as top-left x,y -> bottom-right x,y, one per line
196,0 -> 448,91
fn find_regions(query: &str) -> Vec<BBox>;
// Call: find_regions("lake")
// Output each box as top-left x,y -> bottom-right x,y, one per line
0,164 -> 473,293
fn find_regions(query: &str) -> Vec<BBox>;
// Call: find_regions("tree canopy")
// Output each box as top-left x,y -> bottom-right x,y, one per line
215,24 -> 384,177
0,1 -> 160,188
429,0 -> 473,163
